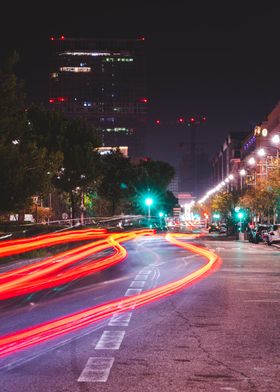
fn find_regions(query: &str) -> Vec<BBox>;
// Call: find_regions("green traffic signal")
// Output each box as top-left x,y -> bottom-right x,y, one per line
145,197 -> 153,207
158,211 -> 164,218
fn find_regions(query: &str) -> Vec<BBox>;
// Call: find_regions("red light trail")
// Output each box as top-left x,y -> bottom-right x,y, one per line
0,232 -> 221,358
0,229 -> 153,300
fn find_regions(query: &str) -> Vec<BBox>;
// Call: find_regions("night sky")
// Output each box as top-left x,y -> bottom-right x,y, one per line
1,0 -> 280,171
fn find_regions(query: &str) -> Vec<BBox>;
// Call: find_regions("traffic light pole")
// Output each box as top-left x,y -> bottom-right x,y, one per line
190,123 -> 197,196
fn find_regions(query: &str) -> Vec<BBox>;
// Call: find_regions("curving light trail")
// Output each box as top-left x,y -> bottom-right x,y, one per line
0,229 -> 154,301
0,228 -> 107,258
0,232 -> 221,358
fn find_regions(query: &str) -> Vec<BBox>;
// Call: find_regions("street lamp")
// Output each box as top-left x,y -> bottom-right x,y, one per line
239,169 -> 246,191
271,134 -> 280,145
145,197 -> 153,219
248,157 -> 256,165
257,148 -> 266,157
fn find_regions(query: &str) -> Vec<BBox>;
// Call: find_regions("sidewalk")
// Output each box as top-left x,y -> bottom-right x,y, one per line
200,232 -> 280,250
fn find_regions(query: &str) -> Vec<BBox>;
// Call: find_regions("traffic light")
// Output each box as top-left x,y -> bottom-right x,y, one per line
178,117 -> 185,124
155,119 -> 161,125
158,211 -> 164,218
145,197 -> 153,207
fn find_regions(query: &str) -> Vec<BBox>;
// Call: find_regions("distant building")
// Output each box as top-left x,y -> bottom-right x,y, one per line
49,36 -> 147,157
95,146 -> 128,157
179,148 -> 211,197
168,173 -> 179,194
211,132 -> 248,188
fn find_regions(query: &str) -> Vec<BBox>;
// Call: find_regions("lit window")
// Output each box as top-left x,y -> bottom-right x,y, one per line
60,67 -> 91,73
83,101 -> 92,107
59,52 -> 111,56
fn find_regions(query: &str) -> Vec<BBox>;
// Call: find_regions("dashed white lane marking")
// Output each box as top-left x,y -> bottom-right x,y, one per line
78,357 -> 114,382
108,312 -> 132,327
124,288 -> 142,296
139,269 -> 152,275
134,274 -> 149,280
243,299 -> 280,303
129,280 -> 146,288
95,330 -> 125,350
220,387 -> 238,391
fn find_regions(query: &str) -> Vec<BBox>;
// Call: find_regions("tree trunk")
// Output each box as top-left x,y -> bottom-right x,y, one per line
80,191 -> 84,225
18,210 -> 25,224
70,192 -> 75,220
111,199 -> 116,216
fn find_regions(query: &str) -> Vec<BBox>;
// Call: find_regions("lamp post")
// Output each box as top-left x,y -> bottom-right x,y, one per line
271,134 -> 280,167
239,168 -> 246,191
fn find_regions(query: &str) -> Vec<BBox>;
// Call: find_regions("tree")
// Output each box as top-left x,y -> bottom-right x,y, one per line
131,159 -> 176,215
97,150 -> 134,215
133,159 -> 175,192
51,118 -> 101,218
240,169 -> 280,223
211,191 -> 239,218
0,53 -> 61,218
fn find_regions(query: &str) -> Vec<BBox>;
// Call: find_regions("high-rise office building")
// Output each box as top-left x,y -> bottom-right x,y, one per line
49,36 -> 147,157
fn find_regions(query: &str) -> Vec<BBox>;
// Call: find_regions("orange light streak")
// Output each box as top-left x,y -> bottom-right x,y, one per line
0,230 -> 154,300
0,229 -> 107,258
0,233 -> 221,358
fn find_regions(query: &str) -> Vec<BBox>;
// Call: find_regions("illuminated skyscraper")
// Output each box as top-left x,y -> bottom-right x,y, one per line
49,36 -> 147,156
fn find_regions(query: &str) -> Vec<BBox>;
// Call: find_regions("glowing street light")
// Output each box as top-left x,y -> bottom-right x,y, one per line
271,134 -> 280,145
257,148 -> 266,157
239,169 -> 246,176
248,157 -> 256,165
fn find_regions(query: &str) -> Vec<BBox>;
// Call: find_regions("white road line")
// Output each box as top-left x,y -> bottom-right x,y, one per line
95,330 -> 126,350
134,274 -> 149,281
124,288 -> 142,296
108,312 -> 132,327
139,269 -> 152,275
243,299 -> 280,303
129,280 -> 146,288
78,357 -> 114,382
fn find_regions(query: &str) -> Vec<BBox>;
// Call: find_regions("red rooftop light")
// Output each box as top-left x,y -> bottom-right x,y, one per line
139,97 -> 148,103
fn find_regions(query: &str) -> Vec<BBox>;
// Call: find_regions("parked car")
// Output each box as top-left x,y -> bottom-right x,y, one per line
267,224 -> 280,245
218,223 -> 227,234
208,223 -> 220,233
248,224 -> 270,244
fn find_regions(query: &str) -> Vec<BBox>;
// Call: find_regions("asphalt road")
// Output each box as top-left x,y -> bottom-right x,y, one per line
0,234 -> 279,392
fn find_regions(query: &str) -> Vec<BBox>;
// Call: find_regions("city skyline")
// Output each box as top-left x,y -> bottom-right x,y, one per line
1,1 -> 280,176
